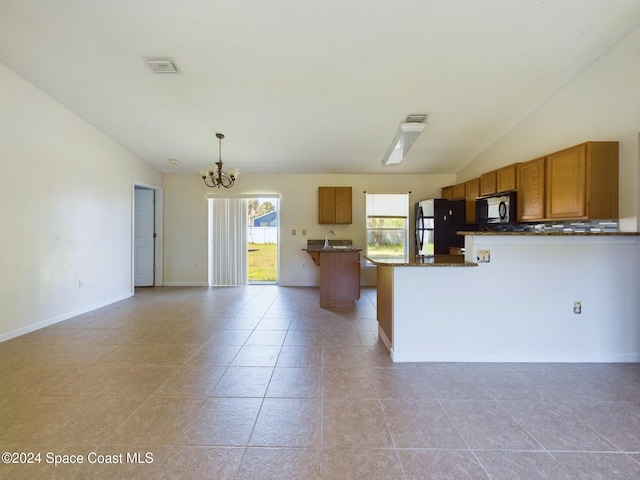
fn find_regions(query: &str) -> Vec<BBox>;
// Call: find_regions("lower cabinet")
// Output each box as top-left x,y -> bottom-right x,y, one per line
319,251 -> 361,308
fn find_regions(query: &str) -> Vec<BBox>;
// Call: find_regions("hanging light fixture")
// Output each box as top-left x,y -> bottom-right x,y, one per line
200,133 -> 239,188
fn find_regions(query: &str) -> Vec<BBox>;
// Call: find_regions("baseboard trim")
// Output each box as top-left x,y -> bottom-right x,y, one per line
0,292 -> 133,343
390,351 -> 640,363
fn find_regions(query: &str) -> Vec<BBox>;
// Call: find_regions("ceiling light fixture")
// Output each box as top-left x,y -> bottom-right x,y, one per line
200,133 -> 239,188
381,114 -> 429,166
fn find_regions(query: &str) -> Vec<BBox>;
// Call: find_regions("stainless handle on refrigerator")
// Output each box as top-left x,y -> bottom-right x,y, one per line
416,229 -> 424,250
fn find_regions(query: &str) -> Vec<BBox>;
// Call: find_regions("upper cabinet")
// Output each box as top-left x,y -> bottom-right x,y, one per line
319,186 -> 352,224
451,183 -> 466,200
496,164 -> 518,193
480,171 -> 496,196
545,142 -> 618,220
464,178 -> 480,223
517,157 -> 546,221
481,164 -> 518,197
440,141 -> 618,223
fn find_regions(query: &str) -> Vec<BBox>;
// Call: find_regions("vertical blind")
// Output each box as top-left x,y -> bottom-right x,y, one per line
208,197 -> 248,286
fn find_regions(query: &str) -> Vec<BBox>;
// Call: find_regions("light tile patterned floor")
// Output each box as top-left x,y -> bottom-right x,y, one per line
1,285 -> 640,479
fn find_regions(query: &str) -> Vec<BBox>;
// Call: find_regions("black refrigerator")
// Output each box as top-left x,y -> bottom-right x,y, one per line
415,199 -> 466,255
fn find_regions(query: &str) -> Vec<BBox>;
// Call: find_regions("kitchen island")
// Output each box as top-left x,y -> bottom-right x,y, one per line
366,232 -> 640,363
365,254 -> 477,358
303,240 -> 362,308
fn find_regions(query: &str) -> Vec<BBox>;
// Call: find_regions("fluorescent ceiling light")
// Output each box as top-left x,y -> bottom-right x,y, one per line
381,117 -> 428,166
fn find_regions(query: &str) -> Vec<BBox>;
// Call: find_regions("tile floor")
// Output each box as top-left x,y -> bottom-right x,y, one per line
1,285 -> 640,479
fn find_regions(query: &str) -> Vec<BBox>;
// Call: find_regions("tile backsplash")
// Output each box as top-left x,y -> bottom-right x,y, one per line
482,220 -> 619,233
535,220 -> 619,233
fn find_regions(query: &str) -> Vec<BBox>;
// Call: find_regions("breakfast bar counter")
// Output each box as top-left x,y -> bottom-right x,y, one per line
365,234 -> 640,363
364,254 -> 476,267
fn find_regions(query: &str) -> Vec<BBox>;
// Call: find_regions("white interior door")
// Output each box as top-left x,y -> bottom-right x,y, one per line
134,187 -> 155,287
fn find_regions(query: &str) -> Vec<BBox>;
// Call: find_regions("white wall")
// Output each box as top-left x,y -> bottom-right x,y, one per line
162,173 -> 456,287
0,63 -> 162,341
390,236 -> 640,362
457,25 -> 640,231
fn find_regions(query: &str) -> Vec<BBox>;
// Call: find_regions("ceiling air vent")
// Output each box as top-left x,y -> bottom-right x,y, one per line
146,57 -> 181,74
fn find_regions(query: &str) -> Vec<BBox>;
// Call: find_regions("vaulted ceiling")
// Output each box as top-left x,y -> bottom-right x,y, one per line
1,1 -> 639,175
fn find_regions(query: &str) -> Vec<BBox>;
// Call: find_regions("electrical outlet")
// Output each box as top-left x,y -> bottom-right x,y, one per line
302,229 -> 307,236
292,229 -> 296,235
476,250 -> 490,263
78,280 -> 84,288
573,301 -> 582,314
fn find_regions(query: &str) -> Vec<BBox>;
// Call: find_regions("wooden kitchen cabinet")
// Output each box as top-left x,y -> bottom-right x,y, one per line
545,142 -> 618,220
480,171 -> 497,196
441,186 -> 453,200
465,178 -> 480,223
319,186 -> 352,224
319,250 -> 361,308
480,164 -> 518,196
451,183 -> 466,200
497,163 -> 518,193
517,156 -> 546,221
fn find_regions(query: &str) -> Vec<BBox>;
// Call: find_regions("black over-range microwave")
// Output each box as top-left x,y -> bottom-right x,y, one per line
475,191 -> 517,224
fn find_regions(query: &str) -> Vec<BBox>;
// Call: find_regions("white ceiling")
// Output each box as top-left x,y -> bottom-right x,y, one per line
1,1 -> 639,175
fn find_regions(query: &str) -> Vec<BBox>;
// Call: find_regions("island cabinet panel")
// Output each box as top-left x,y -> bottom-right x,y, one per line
545,142 -> 618,220
376,265 -> 393,349
517,156 -> 546,221
465,178 -> 480,223
497,163 -> 518,193
319,251 -> 360,308
451,183 -> 466,200
319,186 -> 352,224
480,170 -> 497,196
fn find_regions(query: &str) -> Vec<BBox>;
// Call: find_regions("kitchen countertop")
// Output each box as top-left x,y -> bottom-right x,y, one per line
303,239 -> 362,252
303,246 -> 362,251
458,230 -> 640,236
364,254 -> 477,267
303,240 -> 362,267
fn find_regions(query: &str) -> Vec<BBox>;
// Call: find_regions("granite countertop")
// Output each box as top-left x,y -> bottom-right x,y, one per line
458,231 -> 640,236
303,246 -> 362,252
303,239 -> 362,252
364,254 -> 477,267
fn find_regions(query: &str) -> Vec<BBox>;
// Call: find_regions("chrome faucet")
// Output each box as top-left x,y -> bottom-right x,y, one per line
324,230 -> 336,249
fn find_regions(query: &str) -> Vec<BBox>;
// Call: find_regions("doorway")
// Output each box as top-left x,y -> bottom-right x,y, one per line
247,197 -> 279,284
132,182 -> 163,289
207,195 -> 279,286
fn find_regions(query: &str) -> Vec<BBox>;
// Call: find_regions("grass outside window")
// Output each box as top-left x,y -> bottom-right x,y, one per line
248,243 -> 277,282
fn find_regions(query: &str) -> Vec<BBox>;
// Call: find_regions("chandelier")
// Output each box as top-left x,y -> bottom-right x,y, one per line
200,133 -> 239,188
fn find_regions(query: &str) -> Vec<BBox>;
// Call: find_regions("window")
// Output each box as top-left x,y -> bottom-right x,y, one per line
365,193 -> 409,262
